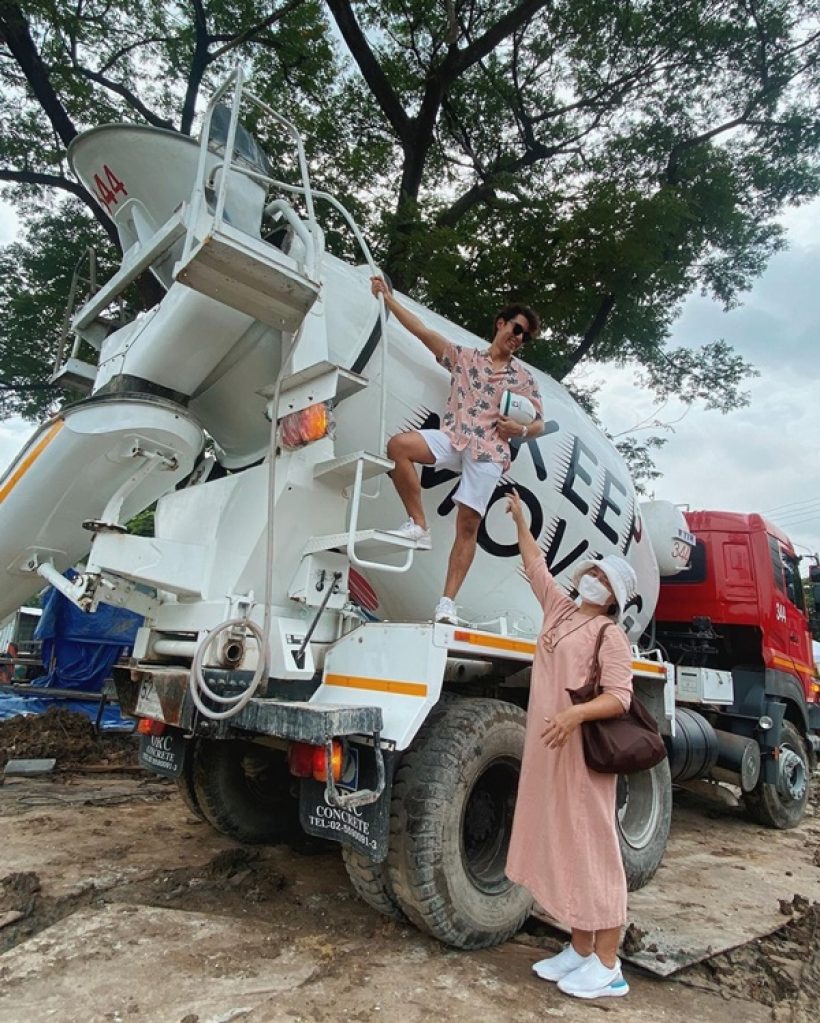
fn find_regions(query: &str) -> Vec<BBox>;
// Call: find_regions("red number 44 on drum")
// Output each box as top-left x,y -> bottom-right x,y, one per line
93,165 -> 128,212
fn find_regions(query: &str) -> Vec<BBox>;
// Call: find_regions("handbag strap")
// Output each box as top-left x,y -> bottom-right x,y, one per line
586,621 -> 616,697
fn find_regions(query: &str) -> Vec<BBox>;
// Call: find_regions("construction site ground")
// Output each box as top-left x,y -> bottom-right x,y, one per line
0,709 -> 818,1023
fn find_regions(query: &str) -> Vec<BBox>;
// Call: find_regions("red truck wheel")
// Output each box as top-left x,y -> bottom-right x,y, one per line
616,757 -> 672,890
744,721 -> 810,830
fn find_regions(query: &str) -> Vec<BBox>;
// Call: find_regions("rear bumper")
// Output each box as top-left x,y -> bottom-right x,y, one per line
114,665 -> 382,743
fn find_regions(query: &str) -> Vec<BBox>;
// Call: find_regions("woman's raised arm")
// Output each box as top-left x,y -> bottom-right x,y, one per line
506,489 -> 541,565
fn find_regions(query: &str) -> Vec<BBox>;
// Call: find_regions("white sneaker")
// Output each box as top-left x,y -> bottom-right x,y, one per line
387,518 -> 432,550
434,597 -> 458,624
532,944 -> 593,982
557,954 -> 629,999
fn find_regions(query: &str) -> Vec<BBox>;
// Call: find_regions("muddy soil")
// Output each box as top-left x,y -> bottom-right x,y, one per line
0,707 -> 138,770
0,712 -> 818,1023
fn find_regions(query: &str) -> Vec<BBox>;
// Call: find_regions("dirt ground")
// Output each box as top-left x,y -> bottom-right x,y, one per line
0,710 -> 818,1023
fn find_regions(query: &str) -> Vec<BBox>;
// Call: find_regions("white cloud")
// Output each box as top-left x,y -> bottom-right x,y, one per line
592,214 -> 820,561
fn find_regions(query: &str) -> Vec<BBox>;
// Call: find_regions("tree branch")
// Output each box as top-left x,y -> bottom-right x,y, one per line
72,66 -> 175,129
325,0 -> 412,144
0,168 -> 120,248
446,0 -> 550,81
179,0 -> 209,135
0,1 -> 78,147
100,35 -> 172,74
209,0 -> 304,60
559,294 -> 616,377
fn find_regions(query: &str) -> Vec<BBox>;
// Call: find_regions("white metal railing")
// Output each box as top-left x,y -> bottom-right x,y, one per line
181,66 -> 320,281
181,68 -> 390,462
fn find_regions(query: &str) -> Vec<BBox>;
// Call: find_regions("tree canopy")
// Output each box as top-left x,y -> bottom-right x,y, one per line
1,1 -> 819,464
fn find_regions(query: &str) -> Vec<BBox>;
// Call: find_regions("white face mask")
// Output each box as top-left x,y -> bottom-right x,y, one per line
577,573 -> 612,607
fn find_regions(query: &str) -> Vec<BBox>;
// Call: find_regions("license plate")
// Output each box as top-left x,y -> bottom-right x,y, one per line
139,730 -> 186,778
135,679 -> 163,719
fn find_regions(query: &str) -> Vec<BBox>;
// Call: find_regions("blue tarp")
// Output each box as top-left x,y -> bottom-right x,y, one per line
0,572 -> 143,731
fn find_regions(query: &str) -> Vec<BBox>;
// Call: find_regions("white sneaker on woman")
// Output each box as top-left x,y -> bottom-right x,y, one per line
532,944 -> 593,982
556,954 -> 629,999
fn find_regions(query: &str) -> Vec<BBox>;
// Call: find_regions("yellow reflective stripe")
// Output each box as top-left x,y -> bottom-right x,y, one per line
772,653 -> 814,677
453,629 -> 536,655
324,673 -> 428,698
0,420 -> 64,503
632,661 -> 667,675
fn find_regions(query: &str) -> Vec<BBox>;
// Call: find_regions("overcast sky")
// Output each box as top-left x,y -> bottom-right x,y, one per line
587,198 -> 820,563
1,196 -> 818,564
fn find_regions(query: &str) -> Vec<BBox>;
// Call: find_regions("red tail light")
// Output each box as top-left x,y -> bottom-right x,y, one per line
288,740 -> 344,782
288,741 -> 315,777
136,718 -> 166,736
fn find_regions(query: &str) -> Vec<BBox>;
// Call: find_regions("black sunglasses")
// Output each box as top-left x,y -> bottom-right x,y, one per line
511,322 -> 531,345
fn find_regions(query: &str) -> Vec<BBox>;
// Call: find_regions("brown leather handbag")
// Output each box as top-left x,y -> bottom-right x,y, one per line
567,623 -> 667,775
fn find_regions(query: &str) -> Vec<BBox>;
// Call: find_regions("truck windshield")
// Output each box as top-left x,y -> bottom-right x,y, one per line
770,535 -> 805,611
769,536 -> 786,593
783,551 -> 805,611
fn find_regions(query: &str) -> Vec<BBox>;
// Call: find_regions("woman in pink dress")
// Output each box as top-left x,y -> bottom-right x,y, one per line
505,490 -> 637,1000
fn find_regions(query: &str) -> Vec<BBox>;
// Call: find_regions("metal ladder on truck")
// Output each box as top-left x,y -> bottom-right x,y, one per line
173,69 -> 420,586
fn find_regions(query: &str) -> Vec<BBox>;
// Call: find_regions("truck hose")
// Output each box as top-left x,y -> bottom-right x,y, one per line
188,617 -> 267,720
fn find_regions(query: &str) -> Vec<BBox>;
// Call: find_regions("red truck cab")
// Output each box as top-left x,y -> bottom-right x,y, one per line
655,510 -> 820,753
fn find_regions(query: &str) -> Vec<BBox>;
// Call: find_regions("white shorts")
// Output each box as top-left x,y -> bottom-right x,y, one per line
416,429 -> 503,515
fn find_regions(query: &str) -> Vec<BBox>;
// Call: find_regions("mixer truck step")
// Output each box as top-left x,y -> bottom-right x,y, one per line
303,529 -> 417,559
49,357 -> 97,393
313,451 -> 393,488
280,361 -> 368,404
175,220 -> 320,332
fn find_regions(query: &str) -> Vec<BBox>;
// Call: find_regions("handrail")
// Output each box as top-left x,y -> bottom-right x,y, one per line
248,174 -> 390,458
181,67 -> 320,281
210,155 -> 398,570
346,458 -> 414,575
183,72 -> 389,459
183,69 -> 406,711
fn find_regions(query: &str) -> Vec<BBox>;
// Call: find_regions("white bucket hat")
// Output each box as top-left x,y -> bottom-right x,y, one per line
570,555 -> 638,622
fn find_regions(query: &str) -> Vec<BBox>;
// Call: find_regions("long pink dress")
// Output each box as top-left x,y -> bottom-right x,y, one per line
506,555 -> 633,931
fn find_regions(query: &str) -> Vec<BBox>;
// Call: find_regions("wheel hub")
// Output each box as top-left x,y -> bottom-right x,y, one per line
776,747 -> 807,801
461,758 -> 517,894
617,770 -> 661,850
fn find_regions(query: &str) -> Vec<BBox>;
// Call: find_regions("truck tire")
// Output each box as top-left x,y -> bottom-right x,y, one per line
342,847 -> 404,921
386,698 -> 532,949
616,757 -> 672,891
176,737 -> 205,820
192,738 -> 299,844
744,721 -> 810,829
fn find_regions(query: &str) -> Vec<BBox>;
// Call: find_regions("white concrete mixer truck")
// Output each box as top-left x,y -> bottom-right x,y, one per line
1,71 -> 817,950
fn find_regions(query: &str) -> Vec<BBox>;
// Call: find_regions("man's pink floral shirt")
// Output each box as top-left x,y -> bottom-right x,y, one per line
438,342 -> 543,471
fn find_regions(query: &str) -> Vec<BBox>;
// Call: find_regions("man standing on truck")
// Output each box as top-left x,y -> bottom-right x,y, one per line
370,276 -> 544,623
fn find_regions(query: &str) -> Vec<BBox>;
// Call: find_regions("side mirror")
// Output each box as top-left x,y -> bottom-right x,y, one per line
813,583 -> 820,606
